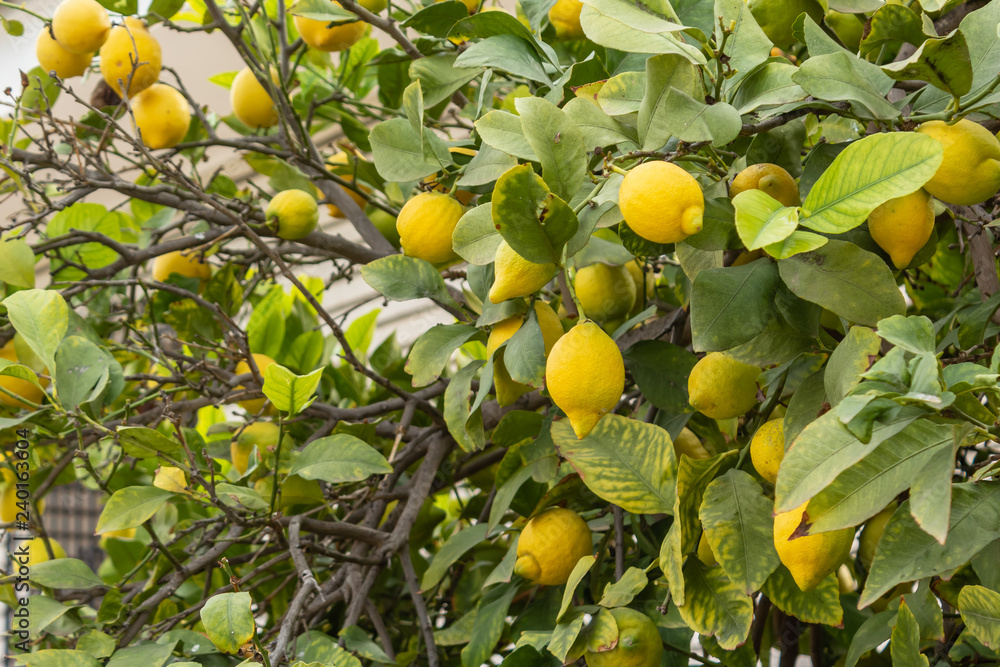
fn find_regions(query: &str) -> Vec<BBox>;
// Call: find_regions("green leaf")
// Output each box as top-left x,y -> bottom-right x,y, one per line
461,585 -> 517,667
454,35 -> 550,83
958,291 -> 1000,349
659,522 -> 686,605
475,111 -> 538,161
547,609 -> 586,662
453,204 -> 501,267
676,560 -> 754,650
361,255 -> 460,309
339,625 -> 396,664
825,326 -> 881,406
0,235 -> 35,288
563,97 -> 637,148
200,592 -> 255,654
458,145 -> 519,187
859,5 -> 926,63
95,486 -> 174,534
791,52 -> 899,120
700,470 -> 781,594
503,307 -> 547,387
777,240 -> 906,326
552,414 -> 676,514
891,600 -> 930,667
369,118 -> 449,181
690,259 -> 781,352
406,324 -> 480,386
877,315 -> 936,354
54,336 -> 108,409
906,436 -> 957,545
408,54 -> 479,107
597,71 -> 645,116
578,0 -> 706,63
799,133 -> 943,234
764,230 -> 828,260
30,558 -> 105,590
845,612 -> 895,667
622,340 -> 698,413
117,426 -> 182,459
636,53 -> 701,150
4,289 -> 69,373
729,62 -> 807,114
289,434 -> 392,484
106,642 -> 177,667
675,451 -> 739,554
262,364 -> 322,415
514,97 -> 587,202
492,164 -> 579,264
598,567 -> 649,607
445,360 -> 486,452
14,650 -> 100,667
762,566 -> 843,626
648,91 -> 741,147
714,0 -> 771,92
422,523 -> 491,590
733,190 -> 799,250
882,30 -> 972,98
215,483 -> 269,511
958,585 -> 1000,649
557,556 -> 597,620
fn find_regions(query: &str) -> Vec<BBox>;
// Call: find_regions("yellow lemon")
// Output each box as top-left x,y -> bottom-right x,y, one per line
545,321 -> 624,439
687,353 -> 760,420
696,532 -> 717,566
916,119 -> 1000,205
25,537 -> 66,569
750,419 -> 785,484
100,18 -> 161,97
154,466 -> 188,493
574,263 -> 636,322
584,607 -> 663,667
236,353 -> 277,414
36,29 -> 93,78
152,249 -> 211,284
1,484 -> 19,522
266,189 -> 319,240
0,340 -> 46,410
293,11 -> 367,52
619,162 -> 704,244
360,0 -> 388,12
858,501 -> 897,571
487,301 -> 564,406
489,241 -> 559,304
837,563 -> 857,594
101,526 -> 137,544
396,192 -> 465,265
232,421 -> 280,475
773,503 -> 854,592
868,188 -> 934,269
747,0 -> 824,48
131,83 -> 191,149
548,0 -> 585,40
230,66 -> 279,129
730,163 -> 800,207
624,260 -> 654,316
51,0 -> 110,54
514,507 -> 592,585
673,426 -> 711,460
326,151 -> 370,217
731,248 -> 766,266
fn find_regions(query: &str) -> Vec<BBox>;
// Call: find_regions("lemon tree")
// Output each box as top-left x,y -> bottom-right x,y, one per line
4,0 -> 1000,665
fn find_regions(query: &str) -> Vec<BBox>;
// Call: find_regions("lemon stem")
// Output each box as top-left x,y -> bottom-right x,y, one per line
608,164 -> 629,177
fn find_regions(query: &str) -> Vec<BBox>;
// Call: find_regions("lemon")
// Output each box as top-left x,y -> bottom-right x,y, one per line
584,607 -> 663,667
368,208 -> 400,248
546,321 -> 624,439
730,163 -> 800,207
673,426 -> 711,460
25,537 -> 66,569
154,466 -> 188,493
916,119 -> 1000,205
293,10 -> 367,52
131,84 -> 191,149
548,0 -> 585,40
232,421 -> 280,475
868,188 -> 934,269
230,66 -> 279,129
747,0 -> 824,49
773,503 -> 854,592
236,353 -> 277,414
489,241 -> 559,304
514,507 -> 592,585
36,29 -> 93,78
696,532 -> 717,566
750,419 -> 785,484
0,340 -> 46,410
731,248 -> 766,266
423,148 -> 477,205
266,189 -> 320,240
396,192 -> 465,265
1,484 -> 19,522
360,0 -> 388,11
100,18 -> 161,97
858,501 -> 896,571
837,563 -> 857,594
624,260 -> 654,316
326,151 -> 370,217
688,353 -> 760,420
51,0 -> 110,54
101,526 -> 137,543
619,162 -> 704,244
826,10 -> 864,51
575,263 -> 636,322
152,249 -> 211,285
278,474 -> 324,508
487,301 -> 564,406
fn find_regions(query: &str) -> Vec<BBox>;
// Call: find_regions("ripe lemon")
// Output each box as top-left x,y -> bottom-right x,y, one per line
673,426 -> 711,460
773,503 -> 854,592
266,189 -> 319,240
696,532 -> 717,566
0,340 -> 46,410
232,421 -> 279,475
25,537 -> 66,569
230,66 -> 279,129
368,208 -> 400,248
575,263 -> 636,322
152,249 -> 211,284
236,353 -> 277,414
548,0 -> 585,40
619,162 -> 704,244
858,501 -> 896,570
487,301 -> 564,406
396,192 -> 465,265
100,18 -> 161,97
730,163 -> 800,207
489,241 -> 559,304
545,321 -> 624,439
153,466 -> 188,493
688,353 -> 760,420
868,188 -> 934,269
326,151 -> 370,217
131,84 -> 191,149
36,29 -> 93,78
514,507 -> 592,585
51,0 -> 110,54
293,11 -> 367,52
916,119 -> 1000,205
750,419 -> 785,484
747,0 -> 824,48
584,607 -> 663,667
